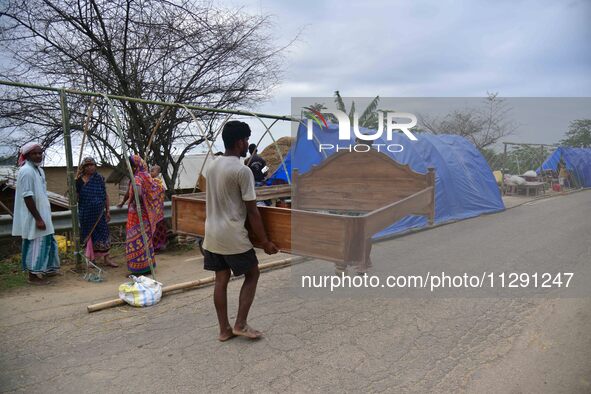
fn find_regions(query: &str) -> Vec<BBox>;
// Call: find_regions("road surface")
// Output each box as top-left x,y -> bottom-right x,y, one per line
1,191 -> 590,393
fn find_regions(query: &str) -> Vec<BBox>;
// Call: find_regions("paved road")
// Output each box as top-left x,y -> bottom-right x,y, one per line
1,191 -> 590,393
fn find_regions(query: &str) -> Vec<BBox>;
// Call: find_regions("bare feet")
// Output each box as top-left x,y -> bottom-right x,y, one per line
232,324 -> 263,339
28,273 -> 50,286
218,326 -> 236,342
104,257 -> 119,268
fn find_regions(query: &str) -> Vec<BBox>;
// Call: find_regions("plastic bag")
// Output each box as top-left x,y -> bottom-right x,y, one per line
54,235 -> 71,254
509,175 -> 526,185
523,170 -> 537,178
118,275 -> 163,307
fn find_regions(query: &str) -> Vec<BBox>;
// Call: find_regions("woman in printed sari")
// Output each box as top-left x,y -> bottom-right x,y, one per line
125,155 -> 165,275
76,157 -> 117,267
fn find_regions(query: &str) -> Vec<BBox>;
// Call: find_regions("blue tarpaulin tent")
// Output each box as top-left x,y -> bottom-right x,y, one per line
538,147 -> 591,188
269,123 -> 505,239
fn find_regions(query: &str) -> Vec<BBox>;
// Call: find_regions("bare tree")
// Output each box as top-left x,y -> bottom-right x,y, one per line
0,0 -> 290,191
420,93 -> 514,149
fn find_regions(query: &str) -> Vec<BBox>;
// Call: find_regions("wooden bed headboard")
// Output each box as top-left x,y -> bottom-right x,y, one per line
292,149 -> 434,211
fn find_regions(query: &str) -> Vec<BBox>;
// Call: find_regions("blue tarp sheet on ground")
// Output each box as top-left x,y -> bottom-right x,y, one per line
538,147 -> 591,188
269,123 -> 505,238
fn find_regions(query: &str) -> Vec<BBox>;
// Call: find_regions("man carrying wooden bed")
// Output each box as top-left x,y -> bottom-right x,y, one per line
200,120 -> 278,341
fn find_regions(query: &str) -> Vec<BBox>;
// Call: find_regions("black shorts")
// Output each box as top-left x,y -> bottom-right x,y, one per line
201,243 -> 259,277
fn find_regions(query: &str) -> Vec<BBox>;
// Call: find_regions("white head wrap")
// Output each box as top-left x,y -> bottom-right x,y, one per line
18,142 -> 42,166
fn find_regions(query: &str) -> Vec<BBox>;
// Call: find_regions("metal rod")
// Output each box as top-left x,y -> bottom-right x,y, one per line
59,90 -> 82,268
248,114 -> 291,184
0,79 -> 296,122
180,106 -> 231,193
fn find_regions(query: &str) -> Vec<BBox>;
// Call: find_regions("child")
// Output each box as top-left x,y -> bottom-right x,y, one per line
150,165 -> 167,190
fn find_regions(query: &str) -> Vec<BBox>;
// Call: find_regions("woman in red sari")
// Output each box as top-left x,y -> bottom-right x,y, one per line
124,155 -> 165,275
149,164 -> 168,253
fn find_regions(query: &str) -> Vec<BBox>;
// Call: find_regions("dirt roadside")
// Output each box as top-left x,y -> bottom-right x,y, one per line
0,246 -> 291,323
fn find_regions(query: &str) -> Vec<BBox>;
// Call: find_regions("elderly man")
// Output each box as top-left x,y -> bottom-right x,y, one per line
12,142 -> 60,285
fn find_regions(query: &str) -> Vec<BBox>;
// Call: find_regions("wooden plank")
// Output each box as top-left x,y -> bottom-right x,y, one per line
175,184 -> 291,202
291,210 -> 349,262
171,195 -> 351,262
172,197 -> 293,251
175,198 -> 206,236
294,150 -> 429,211
363,187 -> 434,237
172,150 -> 437,267
248,206 -> 292,251
172,195 -> 178,233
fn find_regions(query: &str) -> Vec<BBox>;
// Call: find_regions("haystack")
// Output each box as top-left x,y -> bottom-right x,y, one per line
259,136 -> 293,177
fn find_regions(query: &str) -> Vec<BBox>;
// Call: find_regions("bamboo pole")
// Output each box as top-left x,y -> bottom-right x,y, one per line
247,113 -> 291,184
103,95 -> 156,280
0,200 -> 13,217
86,256 -> 299,313
143,107 -> 170,160
60,90 -> 82,268
181,107 -> 231,193
0,79 -> 296,122
76,97 -> 97,176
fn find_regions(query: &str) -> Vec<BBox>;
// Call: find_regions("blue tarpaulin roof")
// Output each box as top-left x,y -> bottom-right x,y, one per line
538,147 -> 591,188
270,123 -> 505,238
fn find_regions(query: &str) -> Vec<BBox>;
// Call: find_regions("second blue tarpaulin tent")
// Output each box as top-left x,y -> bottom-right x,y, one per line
538,147 -> 591,188
269,123 -> 505,239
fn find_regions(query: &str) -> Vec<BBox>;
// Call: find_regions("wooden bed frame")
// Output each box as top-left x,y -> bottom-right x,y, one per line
173,150 -> 435,270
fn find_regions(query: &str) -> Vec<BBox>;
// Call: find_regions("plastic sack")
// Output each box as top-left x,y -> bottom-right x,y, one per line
523,170 -> 537,178
118,275 -> 163,307
492,170 -> 503,184
54,235 -> 71,254
509,175 -> 526,185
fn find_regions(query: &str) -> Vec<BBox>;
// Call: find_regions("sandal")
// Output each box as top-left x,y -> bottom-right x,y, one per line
232,324 -> 263,339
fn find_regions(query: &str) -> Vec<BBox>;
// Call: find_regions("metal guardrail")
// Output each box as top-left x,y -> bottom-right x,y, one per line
0,201 -> 172,238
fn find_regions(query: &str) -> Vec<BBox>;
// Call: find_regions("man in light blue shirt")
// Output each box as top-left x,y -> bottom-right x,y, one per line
12,142 -> 60,285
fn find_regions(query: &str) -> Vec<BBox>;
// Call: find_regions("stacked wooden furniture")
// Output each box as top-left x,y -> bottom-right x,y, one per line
173,150 -> 435,270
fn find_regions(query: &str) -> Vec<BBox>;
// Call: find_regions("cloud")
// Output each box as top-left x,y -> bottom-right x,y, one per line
217,0 -> 590,146
6,0 -> 589,158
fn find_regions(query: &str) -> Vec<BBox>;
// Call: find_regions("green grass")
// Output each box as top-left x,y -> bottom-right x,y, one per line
0,239 -> 193,291
0,247 -> 78,291
0,254 -> 27,291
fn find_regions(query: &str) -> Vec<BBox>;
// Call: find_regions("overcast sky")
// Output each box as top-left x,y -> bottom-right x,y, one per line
212,0 -> 591,151
2,0 -> 590,162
